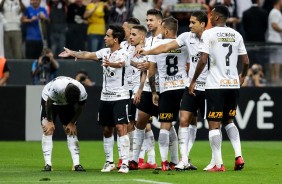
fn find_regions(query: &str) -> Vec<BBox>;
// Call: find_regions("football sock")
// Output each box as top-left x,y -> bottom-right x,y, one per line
158,129 -> 169,162
209,129 -> 223,167
42,134 -> 53,166
169,126 -> 179,164
225,122 -> 242,157
67,135 -> 80,166
178,127 -> 189,163
117,135 -> 122,160
133,128 -> 145,163
127,130 -> 135,161
139,131 -> 147,161
187,125 -> 197,157
103,135 -> 114,163
119,135 -> 130,165
146,130 -> 156,164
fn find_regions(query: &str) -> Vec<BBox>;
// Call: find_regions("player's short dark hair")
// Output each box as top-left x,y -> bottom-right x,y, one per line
147,9 -> 163,19
191,11 -> 208,27
125,17 -> 140,25
213,5 -> 229,19
109,24 -> 125,44
162,17 -> 178,34
132,25 -> 147,35
65,83 -> 80,104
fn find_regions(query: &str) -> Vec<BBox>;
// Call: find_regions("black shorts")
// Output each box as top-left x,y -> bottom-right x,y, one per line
98,99 -> 129,127
158,89 -> 184,122
40,98 -> 76,126
180,87 -> 205,118
135,91 -> 158,117
205,89 -> 239,121
128,98 -> 137,121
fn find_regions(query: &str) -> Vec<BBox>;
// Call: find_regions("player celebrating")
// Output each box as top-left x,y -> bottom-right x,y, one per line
189,5 -> 249,172
41,76 -> 87,172
137,11 -> 208,170
146,17 -> 188,171
59,25 -> 131,174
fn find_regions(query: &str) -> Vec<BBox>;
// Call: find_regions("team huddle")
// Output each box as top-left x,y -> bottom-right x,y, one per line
40,5 -> 249,174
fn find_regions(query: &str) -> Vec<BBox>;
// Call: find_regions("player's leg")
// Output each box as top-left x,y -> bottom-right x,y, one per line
114,99 -> 130,173
158,122 -> 172,171
222,89 -> 244,171
59,104 -> 85,171
169,125 -> 178,169
41,98 -> 55,171
206,89 -> 225,172
98,101 -> 115,172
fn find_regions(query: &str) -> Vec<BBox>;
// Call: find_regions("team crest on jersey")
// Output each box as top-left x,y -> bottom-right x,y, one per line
103,67 -> 116,77
191,52 -> 201,63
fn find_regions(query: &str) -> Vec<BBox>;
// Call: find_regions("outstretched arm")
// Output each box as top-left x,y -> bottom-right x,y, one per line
137,40 -> 179,55
58,47 -> 99,61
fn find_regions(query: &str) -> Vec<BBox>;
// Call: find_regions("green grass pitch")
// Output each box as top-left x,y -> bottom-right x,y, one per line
0,141 -> 281,184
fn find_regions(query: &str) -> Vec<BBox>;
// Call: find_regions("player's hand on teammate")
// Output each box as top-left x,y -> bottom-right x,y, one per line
42,121 -> 55,135
152,92 -> 159,106
136,61 -> 150,71
189,82 -> 196,96
65,123 -> 77,136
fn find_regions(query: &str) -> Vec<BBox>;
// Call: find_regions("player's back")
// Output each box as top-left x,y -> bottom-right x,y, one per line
200,26 -> 247,89
149,38 -> 188,93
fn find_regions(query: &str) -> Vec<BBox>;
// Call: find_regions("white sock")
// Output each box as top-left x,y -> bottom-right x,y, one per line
187,125 -> 197,157
42,134 -> 53,166
169,126 -> 178,164
158,129 -> 170,162
128,130 -> 135,161
225,122 -> 242,157
119,135 -> 130,165
67,135 -> 80,166
117,135 -> 121,160
103,135 -> 114,163
178,127 -> 189,164
209,129 -> 223,167
145,130 -> 156,164
133,128 -> 145,162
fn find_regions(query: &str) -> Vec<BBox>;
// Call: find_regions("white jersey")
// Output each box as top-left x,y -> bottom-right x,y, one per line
176,32 -> 208,91
199,26 -> 247,89
96,48 -> 130,101
143,34 -> 162,92
120,41 -> 136,90
42,76 -> 87,105
148,38 -> 188,93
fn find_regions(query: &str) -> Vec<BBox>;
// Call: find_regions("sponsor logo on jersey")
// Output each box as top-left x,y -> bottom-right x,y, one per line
159,113 -> 173,121
220,79 -> 239,87
208,111 -> 223,119
166,49 -> 181,53
218,38 -> 235,42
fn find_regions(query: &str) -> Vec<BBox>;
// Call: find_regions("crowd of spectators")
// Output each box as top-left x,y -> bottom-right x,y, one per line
0,0 -> 282,86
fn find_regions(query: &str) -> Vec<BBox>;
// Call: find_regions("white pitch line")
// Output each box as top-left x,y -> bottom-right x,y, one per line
133,179 -> 172,184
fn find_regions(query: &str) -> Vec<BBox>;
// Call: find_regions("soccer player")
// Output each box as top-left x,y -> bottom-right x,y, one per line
129,9 -> 163,170
137,11 -> 208,170
41,76 -> 87,172
189,5 -> 249,172
147,17 -> 189,171
115,17 -> 141,170
59,25 -> 131,174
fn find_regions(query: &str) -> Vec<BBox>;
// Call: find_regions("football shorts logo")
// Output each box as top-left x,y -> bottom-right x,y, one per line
208,111 -> 223,119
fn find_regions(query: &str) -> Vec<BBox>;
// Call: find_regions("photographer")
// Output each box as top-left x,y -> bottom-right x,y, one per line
242,64 -> 266,87
32,48 -> 59,85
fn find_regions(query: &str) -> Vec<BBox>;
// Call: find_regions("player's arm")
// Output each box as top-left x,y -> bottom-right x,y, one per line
138,40 -> 179,55
134,71 -> 147,105
58,47 -> 99,61
43,97 -> 55,135
189,52 -> 208,96
65,100 -> 86,136
239,54 -> 250,86
148,62 -> 158,106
